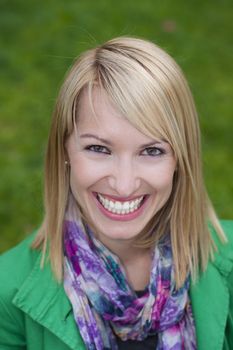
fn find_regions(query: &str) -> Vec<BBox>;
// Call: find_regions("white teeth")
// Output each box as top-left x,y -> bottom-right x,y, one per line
115,201 -> 121,210
97,194 -> 144,215
122,202 -> 129,210
129,201 -> 135,209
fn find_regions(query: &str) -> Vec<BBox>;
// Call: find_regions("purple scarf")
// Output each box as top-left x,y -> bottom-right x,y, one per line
63,220 -> 196,349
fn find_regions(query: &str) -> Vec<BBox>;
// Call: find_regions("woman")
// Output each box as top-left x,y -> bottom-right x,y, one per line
0,37 -> 232,350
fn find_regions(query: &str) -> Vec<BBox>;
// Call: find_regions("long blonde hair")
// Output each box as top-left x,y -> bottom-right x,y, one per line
33,36 -> 225,288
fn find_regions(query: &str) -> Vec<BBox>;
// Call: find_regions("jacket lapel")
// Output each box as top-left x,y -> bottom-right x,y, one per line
12,255 -> 85,350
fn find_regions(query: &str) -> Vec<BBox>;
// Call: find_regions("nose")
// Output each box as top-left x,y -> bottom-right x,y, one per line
108,157 -> 141,197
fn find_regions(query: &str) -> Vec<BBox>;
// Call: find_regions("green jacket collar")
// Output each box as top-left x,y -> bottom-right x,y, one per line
12,255 -> 85,350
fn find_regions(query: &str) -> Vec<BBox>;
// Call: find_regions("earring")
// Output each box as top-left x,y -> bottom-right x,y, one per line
65,160 -> 70,166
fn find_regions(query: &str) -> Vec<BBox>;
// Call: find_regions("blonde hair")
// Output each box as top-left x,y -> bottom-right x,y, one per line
33,36 -> 225,288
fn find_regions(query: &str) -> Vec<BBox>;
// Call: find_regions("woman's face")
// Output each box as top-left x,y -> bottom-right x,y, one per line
66,88 -> 176,246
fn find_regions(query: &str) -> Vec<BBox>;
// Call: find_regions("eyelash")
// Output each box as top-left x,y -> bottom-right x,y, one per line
84,145 -> 165,157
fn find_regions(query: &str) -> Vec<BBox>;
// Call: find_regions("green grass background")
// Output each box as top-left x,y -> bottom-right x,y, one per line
0,0 -> 232,253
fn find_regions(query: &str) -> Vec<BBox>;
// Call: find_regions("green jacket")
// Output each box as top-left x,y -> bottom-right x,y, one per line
0,221 -> 233,350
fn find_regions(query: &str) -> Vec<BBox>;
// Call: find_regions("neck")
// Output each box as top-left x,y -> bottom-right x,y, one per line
98,235 -> 149,263
97,235 -> 152,291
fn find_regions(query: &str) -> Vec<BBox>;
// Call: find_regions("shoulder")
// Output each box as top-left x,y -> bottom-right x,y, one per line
213,220 -> 233,347
216,220 -> 233,246
218,220 -> 233,288
211,220 -> 233,274
0,232 -> 40,306
0,233 -> 42,344
190,220 -> 233,349
191,219 -> 233,294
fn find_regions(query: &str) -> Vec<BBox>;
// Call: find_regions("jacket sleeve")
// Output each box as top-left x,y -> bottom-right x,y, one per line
0,296 -> 26,349
224,265 -> 233,349
0,249 -> 27,350
0,234 -> 38,349
222,221 -> 233,349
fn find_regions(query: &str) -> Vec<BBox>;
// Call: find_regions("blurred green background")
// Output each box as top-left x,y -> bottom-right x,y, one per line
0,0 -> 232,253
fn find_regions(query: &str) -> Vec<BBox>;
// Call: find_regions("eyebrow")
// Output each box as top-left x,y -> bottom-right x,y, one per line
79,133 -> 165,148
80,134 -> 112,146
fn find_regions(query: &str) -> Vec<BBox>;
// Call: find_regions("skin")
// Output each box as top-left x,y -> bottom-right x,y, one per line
66,88 -> 176,289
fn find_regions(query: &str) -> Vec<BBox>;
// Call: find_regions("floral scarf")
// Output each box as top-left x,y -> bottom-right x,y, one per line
63,220 -> 196,349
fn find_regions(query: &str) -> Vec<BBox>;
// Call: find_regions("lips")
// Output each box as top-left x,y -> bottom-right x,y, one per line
96,193 -> 146,215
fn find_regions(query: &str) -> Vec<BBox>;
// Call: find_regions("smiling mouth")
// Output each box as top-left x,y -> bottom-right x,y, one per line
96,193 -> 146,215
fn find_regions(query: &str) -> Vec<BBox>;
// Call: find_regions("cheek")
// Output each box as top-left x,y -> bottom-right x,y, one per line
69,156 -> 105,196
162,174 -> 175,197
150,172 -> 175,211
159,170 -> 176,204
156,179 -> 173,200
69,165 -> 94,195
148,163 -> 175,192
69,152 -> 112,188
69,167 -> 94,214
69,169 -> 83,194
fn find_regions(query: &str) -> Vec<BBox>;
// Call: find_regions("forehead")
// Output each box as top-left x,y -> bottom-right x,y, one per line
77,87 -> 119,127
76,88 -> 162,144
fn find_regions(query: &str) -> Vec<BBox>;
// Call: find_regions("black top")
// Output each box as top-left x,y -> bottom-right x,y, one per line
115,290 -> 158,349
116,335 -> 158,350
